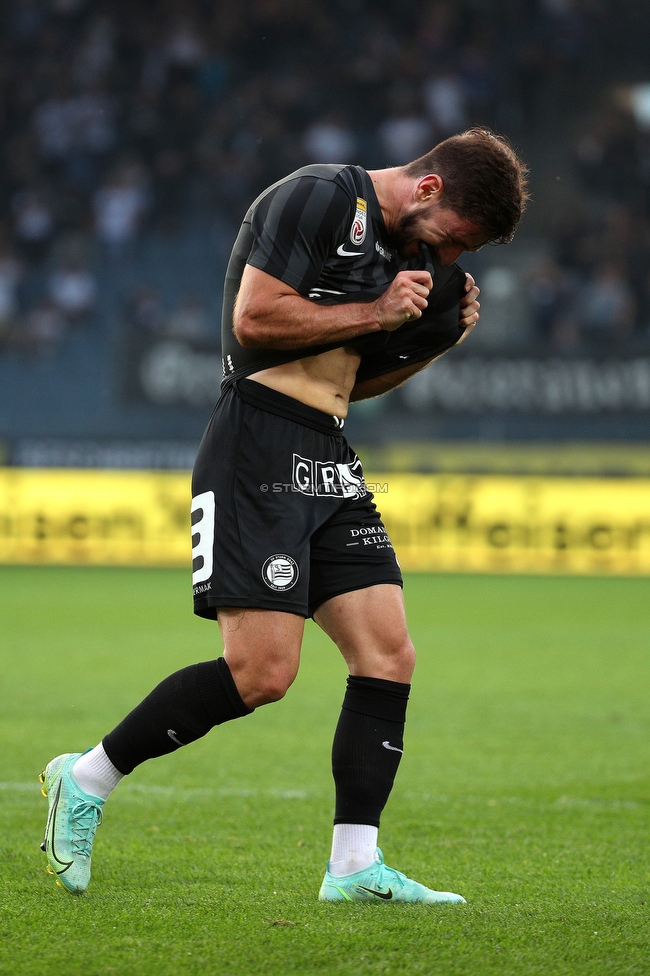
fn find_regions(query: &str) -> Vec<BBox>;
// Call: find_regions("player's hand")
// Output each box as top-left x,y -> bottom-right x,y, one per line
375,271 -> 432,332
456,273 -> 480,344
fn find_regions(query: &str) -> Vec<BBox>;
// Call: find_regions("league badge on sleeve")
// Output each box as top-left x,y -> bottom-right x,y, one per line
351,198 -> 367,246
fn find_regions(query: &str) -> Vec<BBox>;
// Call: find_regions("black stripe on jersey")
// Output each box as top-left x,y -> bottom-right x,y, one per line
289,180 -> 351,288
254,179 -> 317,280
248,177 -> 352,294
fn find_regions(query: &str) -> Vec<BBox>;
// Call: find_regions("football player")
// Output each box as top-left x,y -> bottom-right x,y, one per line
41,127 -> 528,903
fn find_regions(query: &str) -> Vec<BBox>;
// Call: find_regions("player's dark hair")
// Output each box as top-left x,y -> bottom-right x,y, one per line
404,128 -> 529,244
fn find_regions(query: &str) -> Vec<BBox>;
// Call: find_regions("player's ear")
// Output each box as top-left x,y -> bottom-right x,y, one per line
416,174 -> 444,202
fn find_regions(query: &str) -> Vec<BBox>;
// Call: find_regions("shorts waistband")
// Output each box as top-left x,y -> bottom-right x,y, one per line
234,378 -> 346,435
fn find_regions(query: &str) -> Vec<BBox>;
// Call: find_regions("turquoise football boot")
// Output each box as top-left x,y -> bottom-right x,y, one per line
318,848 -> 466,904
39,753 -> 104,894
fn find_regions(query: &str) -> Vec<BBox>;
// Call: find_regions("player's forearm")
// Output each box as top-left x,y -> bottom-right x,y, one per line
349,342 -> 460,401
350,359 -> 434,401
235,294 -> 383,350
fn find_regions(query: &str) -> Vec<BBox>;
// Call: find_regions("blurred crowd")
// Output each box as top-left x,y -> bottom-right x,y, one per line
528,90 -> 650,351
0,0 -> 646,357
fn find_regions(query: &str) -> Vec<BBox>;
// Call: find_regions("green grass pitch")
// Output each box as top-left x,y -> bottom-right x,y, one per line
1,567 -> 648,976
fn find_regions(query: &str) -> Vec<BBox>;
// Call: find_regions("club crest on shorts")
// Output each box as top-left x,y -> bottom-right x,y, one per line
262,554 -> 299,591
350,197 -> 367,246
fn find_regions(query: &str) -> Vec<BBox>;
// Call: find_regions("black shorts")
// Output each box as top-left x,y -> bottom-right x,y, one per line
191,378 -> 402,619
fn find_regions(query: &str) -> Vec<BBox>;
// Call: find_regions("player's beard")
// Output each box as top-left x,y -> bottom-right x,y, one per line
384,206 -> 430,259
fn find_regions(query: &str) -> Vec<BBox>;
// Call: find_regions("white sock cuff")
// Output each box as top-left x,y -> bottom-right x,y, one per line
73,743 -> 124,801
329,823 -> 379,877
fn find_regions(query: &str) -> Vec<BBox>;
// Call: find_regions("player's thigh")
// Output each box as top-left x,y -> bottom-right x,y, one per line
313,584 -> 415,683
218,607 -> 305,707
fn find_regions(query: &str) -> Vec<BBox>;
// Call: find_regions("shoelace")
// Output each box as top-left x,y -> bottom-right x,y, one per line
70,800 -> 103,858
377,863 -> 409,889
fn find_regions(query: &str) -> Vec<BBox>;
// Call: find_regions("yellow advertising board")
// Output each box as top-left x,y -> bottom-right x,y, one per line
1,468 -> 650,576
370,474 -> 650,576
0,469 -> 191,567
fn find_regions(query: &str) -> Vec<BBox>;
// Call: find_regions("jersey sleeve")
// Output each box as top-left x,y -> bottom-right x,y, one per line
246,176 -> 352,294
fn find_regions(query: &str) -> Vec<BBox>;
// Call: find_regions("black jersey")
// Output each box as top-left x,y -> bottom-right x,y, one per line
220,163 -> 466,386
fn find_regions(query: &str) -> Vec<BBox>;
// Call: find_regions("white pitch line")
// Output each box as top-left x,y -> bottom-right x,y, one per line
0,782 -> 314,800
119,785 -> 313,800
2,783 -> 643,810
404,792 -> 643,811
0,782 -> 40,792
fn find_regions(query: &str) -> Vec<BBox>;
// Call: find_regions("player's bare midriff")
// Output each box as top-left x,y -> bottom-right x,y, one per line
248,345 -> 362,417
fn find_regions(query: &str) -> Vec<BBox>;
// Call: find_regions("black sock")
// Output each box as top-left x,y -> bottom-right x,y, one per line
102,657 -> 252,774
332,675 -> 410,827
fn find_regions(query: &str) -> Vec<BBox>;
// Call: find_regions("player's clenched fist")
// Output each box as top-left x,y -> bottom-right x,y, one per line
375,271 -> 433,332
456,273 -> 481,344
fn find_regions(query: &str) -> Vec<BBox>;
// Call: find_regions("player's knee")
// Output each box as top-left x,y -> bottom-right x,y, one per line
250,675 -> 292,706
343,631 -> 415,683
245,661 -> 297,707
389,635 -> 416,679
368,633 -> 415,682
